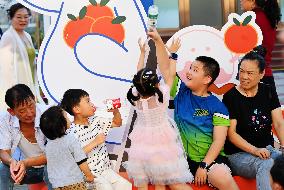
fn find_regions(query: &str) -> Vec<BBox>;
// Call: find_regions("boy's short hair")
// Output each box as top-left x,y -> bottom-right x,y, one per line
270,156 -> 284,188
5,84 -> 35,109
40,106 -> 67,140
60,89 -> 89,116
196,56 -> 220,85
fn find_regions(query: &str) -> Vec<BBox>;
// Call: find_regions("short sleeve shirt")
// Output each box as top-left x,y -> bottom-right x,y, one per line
174,82 -> 230,162
67,116 -> 112,175
223,83 -> 280,154
46,135 -> 87,188
0,104 -> 48,154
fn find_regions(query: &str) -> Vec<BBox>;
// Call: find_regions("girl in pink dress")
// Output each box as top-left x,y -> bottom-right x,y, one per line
123,30 -> 193,190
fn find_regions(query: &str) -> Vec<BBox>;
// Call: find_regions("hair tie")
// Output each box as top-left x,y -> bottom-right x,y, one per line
131,86 -> 138,96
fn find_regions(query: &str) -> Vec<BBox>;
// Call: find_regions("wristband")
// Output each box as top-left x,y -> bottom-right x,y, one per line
199,161 -> 209,170
169,53 -> 178,60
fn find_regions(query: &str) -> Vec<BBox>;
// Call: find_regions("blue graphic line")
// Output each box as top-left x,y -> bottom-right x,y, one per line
106,141 -> 121,145
22,0 -> 60,13
113,7 -> 125,49
114,7 -> 118,17
74,33 -> 131,83
39,0 -> 146,102
41,2 -> 64,103
133,0 -> 147,32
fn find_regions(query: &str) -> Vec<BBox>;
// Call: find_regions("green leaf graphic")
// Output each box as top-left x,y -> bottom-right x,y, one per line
112,16 -> 126,24
242,15 -> 252,26
100,0 -> 110,6
79,6 -> 87,20
89,0 -> 97,6
233,18 -> 241,26
67,14 -> 77,21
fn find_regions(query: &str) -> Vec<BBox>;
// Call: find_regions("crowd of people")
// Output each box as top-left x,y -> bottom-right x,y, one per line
0,1 -> 284,190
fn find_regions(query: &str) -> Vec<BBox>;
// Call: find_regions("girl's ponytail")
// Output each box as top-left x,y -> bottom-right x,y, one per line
127,86 -> 140,106
130,68 -> 161,103
153,86 -> 163,103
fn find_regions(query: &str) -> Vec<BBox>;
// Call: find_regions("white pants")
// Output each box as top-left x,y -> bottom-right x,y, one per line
94,169 -> 132,190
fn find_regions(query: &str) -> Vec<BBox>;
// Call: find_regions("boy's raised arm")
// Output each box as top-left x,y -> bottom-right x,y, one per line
166,38 -> 181,87
148,29 -> 180,87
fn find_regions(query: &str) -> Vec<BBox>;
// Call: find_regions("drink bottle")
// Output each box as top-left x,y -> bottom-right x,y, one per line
148,5 -> 159,30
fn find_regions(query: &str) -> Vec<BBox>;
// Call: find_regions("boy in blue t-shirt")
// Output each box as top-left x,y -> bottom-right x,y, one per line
174,56 -> 238,189
155,32 -> 239,189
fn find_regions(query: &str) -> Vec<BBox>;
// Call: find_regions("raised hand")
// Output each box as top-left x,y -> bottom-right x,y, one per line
147,28 -> 163,42
167,38 -> 181,54
138,38 -> 147,54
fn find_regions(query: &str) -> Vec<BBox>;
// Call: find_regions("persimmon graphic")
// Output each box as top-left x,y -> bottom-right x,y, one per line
64,17 -> 95,48
224,16 -> 258,54
86,0 -> 114,20
64,6 -> 95,48
63,0 -> 126,48
91,16 -> 126,43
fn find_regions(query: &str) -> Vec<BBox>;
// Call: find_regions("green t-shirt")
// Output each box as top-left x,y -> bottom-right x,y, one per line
174,82 -> 230,162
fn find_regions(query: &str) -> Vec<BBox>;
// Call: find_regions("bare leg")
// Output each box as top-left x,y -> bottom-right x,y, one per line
155,184 -> 166,190
138,184 -> 148,190
169,183 -> 193,190
207,164 -> 239,190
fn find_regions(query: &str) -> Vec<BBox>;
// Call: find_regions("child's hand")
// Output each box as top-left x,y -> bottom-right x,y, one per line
85,174 -> 95,183
167,38 -> 181,53
107,108 -> 119,113
195,167 -> 207,186
110,109 -> 122,127
147,28 -> 162,42
138,38 -> 146,54
94,133 -> 106,145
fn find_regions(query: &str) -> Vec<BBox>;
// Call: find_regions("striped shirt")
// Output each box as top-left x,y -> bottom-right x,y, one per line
67,116 -> 112,175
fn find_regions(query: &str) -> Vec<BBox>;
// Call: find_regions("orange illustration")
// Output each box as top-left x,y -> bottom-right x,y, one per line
224,16 -> 258,54
86,4 -> 114,21
91,16 -> 125,43
63,16 -> 95,48
63,0 -> 126,48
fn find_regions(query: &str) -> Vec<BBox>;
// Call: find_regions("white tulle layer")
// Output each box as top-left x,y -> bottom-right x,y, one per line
124,124 -> 193,186
123,157 -> 193,186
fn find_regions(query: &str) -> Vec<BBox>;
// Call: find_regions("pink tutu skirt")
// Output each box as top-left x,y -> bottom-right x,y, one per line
123,122 -> 193,186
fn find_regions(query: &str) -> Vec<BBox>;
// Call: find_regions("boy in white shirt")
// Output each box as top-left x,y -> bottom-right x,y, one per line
61,89 -> 132,190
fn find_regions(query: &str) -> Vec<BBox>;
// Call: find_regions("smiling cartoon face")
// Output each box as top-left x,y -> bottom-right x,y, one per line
167,12 -> 262,95
168,26 -> 238,87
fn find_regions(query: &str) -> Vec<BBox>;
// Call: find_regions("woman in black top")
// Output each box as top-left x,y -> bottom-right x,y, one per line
223,45 -> 284,190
